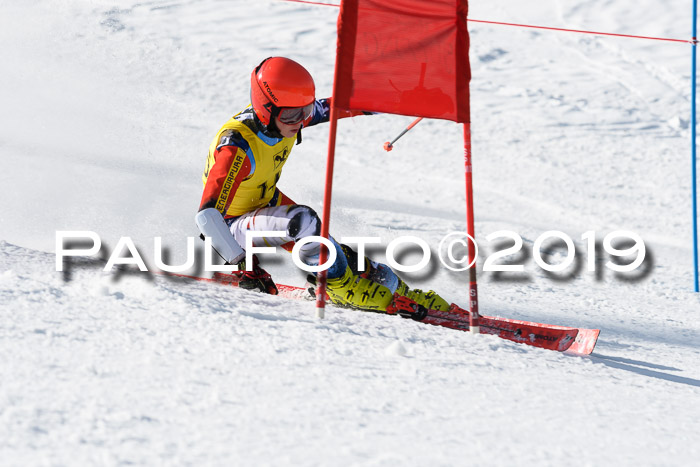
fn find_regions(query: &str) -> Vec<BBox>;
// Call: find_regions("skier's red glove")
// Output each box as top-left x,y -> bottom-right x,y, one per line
234,255 -> 278,295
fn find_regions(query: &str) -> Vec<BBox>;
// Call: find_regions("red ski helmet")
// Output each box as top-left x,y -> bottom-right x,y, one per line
250,57 -> 315,126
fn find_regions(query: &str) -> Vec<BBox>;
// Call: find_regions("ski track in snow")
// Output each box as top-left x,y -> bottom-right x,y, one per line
1,0 -> 700,465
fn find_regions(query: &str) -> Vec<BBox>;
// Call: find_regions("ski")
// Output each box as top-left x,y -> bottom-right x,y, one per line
419,305 -> 599,355
160,271 -> 599,355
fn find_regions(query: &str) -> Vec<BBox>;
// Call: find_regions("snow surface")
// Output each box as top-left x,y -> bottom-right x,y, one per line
2,0 -> 700,465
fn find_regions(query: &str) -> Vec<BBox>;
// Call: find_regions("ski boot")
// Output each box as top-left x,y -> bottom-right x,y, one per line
324,265 -> 395,311
340,243 -> 450,311
395,283 -> 451,312
386,285 -> 450,321
323,267 -> 451,316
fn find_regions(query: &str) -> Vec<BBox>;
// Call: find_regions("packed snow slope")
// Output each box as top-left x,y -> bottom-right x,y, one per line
1,0 -> 700,465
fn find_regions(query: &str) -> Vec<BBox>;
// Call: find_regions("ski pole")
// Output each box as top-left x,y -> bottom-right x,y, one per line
383,117 -> 423,151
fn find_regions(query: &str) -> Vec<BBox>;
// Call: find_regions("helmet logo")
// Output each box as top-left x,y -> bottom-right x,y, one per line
262,81 -> 278,102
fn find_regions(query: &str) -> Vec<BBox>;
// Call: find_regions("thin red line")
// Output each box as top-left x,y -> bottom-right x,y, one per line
278,0 -> 694,44
469,19 -> 693,44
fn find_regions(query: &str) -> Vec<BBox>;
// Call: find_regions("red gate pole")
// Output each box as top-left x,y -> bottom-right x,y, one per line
463,122 -> 480,333
314,39 -> 345,319
315,105 -> 340,319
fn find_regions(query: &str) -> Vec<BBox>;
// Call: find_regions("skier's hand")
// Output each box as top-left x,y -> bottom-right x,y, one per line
234,255 -> 278,295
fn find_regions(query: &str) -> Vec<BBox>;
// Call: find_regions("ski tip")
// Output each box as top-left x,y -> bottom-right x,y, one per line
565,328 -> 601,356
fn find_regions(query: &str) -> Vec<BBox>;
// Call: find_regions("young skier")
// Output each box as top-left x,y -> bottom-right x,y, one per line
195,56 -> 449,314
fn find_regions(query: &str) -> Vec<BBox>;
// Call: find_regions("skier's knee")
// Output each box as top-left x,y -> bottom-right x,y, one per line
287,205 -> 321,239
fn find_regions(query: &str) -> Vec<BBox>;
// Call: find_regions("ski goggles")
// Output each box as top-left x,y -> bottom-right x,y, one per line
278,102 -> 314,125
